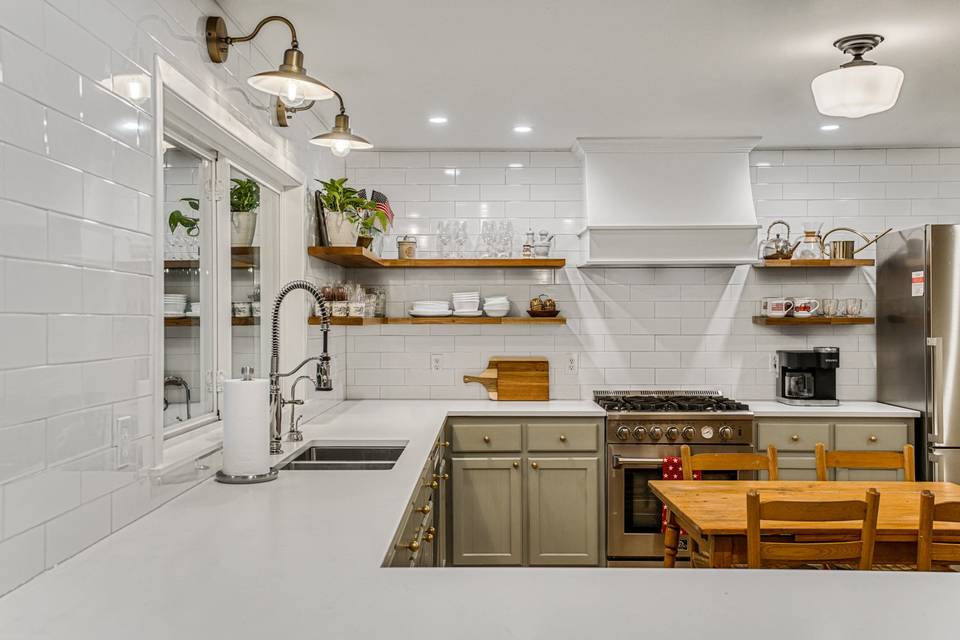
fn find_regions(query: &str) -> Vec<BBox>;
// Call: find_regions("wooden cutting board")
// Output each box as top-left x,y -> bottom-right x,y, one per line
463,356 -> 549,401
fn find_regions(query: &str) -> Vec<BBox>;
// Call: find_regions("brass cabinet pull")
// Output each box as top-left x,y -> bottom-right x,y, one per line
559,434 -> 567,442
868,435 -> 878,443
438,441 -> 450,447
790,434 -> 800,442
531,462 -> 539,470
483,435 -> 491,443
426,526 -> 436,536
512,461 -> 519,468
425,480 -> 439,490
433,473 -> 449,481
423,532 -> 435,543
416,504 -> 431,514
398,539 -> 420,552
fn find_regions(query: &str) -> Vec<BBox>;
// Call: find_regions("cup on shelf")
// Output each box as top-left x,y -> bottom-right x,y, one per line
822,298 -> 840,317
232,302 -> 251,317
845,297 -> 863,317
766,298 -> 794,318
792,298 -> 821,318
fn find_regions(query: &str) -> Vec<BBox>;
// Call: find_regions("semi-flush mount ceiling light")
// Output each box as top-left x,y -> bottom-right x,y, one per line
206,16 -> 334,106
811,34 -> 904,118
309,91 -> 373,157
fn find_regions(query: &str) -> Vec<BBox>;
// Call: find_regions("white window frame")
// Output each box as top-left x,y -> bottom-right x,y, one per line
152,56 -> 308,467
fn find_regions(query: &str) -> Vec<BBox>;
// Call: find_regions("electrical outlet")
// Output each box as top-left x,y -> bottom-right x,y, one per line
566,354 -> 578,374
769,353 -> 779,375
431,354 -> 443,371
116,416 -> 136,469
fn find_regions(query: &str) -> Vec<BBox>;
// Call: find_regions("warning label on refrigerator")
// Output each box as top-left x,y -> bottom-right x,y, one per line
912,271 -> 924,296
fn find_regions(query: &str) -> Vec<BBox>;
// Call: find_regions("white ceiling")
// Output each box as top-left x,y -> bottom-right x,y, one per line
221,0 -> 960,149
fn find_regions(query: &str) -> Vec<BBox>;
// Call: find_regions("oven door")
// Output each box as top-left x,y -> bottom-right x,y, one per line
606,443 -> 754,560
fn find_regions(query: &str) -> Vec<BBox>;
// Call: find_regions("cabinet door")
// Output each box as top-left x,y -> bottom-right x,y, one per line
452,457 -> 522,565
765,454 -> 818,481
527,457 -> 599,566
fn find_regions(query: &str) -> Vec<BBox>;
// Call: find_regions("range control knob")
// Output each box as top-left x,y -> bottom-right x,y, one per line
665,426 -> 680,441
632,426 -> 647,441
647,426 -> 663,441
718,425 -> 735,442
615,425 -> 630,441
681,426 -> 696,441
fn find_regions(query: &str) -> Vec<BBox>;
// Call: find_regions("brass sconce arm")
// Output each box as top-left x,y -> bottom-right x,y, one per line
222,15 -> 299,47
207,15 -> 301,63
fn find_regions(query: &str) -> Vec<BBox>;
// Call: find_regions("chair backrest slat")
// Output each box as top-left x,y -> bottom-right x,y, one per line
747,488 -> 880,570
917,490 -> 960,571
681,444 -> 779,481
815,443 -> 915,481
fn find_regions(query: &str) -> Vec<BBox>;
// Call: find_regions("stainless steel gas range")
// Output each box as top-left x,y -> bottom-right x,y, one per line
594,390 -> 755,565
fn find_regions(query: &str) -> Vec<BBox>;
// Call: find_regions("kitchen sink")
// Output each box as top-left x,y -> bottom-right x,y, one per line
277,445 -> 405,471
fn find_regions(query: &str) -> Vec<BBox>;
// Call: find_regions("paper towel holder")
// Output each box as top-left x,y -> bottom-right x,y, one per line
215,366 -> 280,484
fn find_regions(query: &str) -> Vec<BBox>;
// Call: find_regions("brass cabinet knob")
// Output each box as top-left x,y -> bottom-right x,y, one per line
426,526 -> 436,536
438,441 -> 450,447
423,532 -> 435,543
398,539 -> 420,552
425,480 -> 439,490
433,473 -> 449,481
483,435 -> 491,443
531,462 -> 539,470
559,434 -> 567,442
512,461 -> 519,468
868,435 -> 878,443
790,434 -> 800,442
416,504 -> 431,514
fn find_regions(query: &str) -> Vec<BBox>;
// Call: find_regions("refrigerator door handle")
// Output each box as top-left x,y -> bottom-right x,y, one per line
927,336 -> 945,444
929,449 -> 944,482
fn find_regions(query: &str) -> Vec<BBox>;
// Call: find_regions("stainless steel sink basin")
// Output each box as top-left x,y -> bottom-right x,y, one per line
277,445 -> 405,471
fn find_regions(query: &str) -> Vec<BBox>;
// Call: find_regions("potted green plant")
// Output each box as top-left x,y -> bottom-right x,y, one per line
230,178 -> 260,246
356,208 -> 391,250
317,177 -> 372,247
168,197 -> 200,236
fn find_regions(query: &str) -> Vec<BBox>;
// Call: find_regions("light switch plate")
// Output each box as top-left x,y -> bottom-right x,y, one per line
116,416 -> 136,468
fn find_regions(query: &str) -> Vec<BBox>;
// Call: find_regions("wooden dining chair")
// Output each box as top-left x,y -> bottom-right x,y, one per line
815,442 -> 915,481
681,443 -> 779,481
746,488 -> 881,570
918,490 -> 960,571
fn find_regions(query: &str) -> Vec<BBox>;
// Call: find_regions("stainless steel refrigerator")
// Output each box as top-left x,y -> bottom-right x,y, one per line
877,224 -> 960,482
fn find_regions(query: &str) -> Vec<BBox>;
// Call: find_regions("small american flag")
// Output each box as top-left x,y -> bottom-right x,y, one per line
370,190 -> 395,224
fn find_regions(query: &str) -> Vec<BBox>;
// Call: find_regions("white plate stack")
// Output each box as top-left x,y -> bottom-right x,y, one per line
483,296 -> 510,317
164,294 -> 187,317
452,291 -> 482,317
409,300 -> 452,317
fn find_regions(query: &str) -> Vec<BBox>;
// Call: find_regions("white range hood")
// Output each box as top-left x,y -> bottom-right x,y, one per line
573,137 -> 761,267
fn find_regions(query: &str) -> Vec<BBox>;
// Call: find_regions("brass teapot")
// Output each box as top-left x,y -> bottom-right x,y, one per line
760,220 -> 793,260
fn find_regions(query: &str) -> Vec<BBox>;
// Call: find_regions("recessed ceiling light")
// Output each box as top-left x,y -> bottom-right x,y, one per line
508,163 -> 524,168
512,125 -> 532,133
428,116 -> 448,124
820,124 -> 840,131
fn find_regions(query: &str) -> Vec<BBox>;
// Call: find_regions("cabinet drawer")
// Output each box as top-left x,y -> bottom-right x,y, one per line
757,421 -> 830,451
451,423 -> 521,452
834,422 -> 909,451
527,422 -> 599,452
763,454 -> 817,481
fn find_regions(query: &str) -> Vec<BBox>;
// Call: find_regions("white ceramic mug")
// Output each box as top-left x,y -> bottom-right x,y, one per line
767,298 -> 794,318
793,298 -> 821,318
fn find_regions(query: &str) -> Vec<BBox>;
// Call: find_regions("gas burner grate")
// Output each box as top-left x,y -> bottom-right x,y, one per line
593,390 -> 750,413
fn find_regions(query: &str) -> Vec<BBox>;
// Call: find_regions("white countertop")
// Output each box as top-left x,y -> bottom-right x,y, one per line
0,400 -> 949,639
747,400 -> 921,418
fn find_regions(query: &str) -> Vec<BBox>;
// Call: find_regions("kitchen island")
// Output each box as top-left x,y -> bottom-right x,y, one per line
0,400 -> 951,639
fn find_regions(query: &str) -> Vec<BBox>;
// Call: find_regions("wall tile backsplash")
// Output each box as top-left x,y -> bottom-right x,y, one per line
339,147 -> 960,402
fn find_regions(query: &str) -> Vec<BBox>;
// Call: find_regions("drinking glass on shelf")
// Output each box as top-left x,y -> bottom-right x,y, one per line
478,220 -> 496,258
822,298 -> 840,317
845,298 -> 863,317
453,220 -> 468,258
436,220 -> 451,258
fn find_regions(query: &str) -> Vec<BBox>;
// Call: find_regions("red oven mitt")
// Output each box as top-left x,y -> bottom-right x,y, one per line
661,456 -> 700,534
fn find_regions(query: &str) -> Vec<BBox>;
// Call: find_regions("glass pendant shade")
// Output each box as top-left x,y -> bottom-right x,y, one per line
811,64 -> 904,118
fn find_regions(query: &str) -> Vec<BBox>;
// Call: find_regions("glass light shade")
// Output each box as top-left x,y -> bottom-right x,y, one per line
247,70 -> 335,102
811,64 -> 904,118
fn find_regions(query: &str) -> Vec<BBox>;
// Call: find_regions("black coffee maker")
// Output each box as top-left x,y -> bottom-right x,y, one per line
776,347 -> 839,406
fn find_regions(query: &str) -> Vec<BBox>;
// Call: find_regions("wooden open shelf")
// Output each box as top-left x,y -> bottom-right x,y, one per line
752,315 -> 874,326
309,315 -> 566,326
307,246 -> 565,269
164,316 -> 259,327
757,258 -> 874,268
165,246 -> 260,270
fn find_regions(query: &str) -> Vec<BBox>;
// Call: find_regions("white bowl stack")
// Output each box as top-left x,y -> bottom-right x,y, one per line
452,291 -> 481,317
483,296 -> 510,318
409,300 -> 452,317
164,294 -> 187,317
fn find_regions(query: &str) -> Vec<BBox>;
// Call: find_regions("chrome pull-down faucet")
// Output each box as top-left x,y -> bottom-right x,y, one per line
269,280 -> 332,455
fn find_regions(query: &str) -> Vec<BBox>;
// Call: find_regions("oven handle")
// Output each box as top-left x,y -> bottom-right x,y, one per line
611,455 -> 664,469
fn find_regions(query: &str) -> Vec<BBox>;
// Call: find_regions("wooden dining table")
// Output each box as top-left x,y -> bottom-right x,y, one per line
650,480 -> 960,568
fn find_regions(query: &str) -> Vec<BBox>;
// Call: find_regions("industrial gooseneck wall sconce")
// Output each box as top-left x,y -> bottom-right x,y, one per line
205,15 -> 373,155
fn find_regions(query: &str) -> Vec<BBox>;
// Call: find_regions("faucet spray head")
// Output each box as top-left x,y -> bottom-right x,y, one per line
316,356 -> 333,392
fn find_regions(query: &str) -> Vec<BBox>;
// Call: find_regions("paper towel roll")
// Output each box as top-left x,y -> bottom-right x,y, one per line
221,377 -> 270,476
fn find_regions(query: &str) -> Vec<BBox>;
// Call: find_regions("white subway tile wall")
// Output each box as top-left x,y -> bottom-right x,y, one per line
0,0 -> 343,594
339,148 -> 960,402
